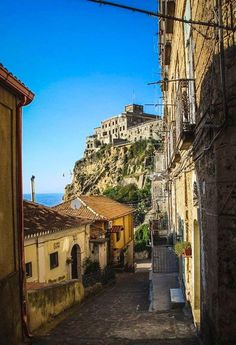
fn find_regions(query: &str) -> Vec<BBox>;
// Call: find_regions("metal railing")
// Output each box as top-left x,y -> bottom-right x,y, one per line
175,80 -> 195,143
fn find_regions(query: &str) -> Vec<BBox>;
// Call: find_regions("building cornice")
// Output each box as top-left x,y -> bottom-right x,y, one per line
0,64 -> 34,105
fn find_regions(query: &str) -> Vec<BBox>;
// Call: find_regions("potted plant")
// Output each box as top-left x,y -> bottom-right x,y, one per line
66,257 -> 73,265
174,241 -> 192,257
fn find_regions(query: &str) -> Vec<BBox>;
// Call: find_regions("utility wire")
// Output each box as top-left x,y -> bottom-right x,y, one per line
88,0 -> 235,31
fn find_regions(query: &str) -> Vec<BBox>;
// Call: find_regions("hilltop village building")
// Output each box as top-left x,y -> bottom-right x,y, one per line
159,0 -> 236,344
0,65 -> 34,344
85,104 -> 162,157
53,195 -> 135,269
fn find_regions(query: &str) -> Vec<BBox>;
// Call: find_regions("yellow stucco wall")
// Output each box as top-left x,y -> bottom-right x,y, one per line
25,225 -> 90,284
111,214 -> 134,266
112,214 -> 133,249
24,240 -> 38,283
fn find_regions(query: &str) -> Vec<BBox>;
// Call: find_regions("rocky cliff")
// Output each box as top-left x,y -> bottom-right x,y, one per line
64,140 -> 161,201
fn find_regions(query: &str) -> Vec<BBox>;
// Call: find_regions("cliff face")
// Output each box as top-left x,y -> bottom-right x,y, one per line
64,140 -> 160,201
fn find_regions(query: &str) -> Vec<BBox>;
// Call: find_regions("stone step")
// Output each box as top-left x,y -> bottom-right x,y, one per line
170,288 -> 185,308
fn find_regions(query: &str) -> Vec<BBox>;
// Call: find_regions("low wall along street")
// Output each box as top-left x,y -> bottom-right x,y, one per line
27,280 -> 84,331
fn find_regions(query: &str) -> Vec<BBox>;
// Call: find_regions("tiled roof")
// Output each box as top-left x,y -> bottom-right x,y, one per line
79,195 -> 134,220
0,63 -> 34,103
53,196 -> 134,221
52,201 -> 103,220
24,200 -> 90,238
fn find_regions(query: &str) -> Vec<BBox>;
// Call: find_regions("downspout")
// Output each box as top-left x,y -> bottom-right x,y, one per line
16,96 -> 32,339
217,0 -> 228,123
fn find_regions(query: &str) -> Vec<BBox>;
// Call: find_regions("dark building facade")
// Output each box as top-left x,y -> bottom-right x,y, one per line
0,65 -> 34,344
159,0 -> 236,344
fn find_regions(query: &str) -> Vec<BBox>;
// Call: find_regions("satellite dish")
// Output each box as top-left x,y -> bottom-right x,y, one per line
71,199 -> 81,210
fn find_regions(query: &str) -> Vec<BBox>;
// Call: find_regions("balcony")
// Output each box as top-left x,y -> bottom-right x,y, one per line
160,1 -> 176,34
167,121 -> 181,169
175,81 -> 195,150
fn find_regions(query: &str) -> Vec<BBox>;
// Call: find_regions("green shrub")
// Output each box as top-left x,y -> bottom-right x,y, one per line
134,223 -> 150,242
83,258 -> 101,274
103,181 -> 152,226
134,241 -> 147,252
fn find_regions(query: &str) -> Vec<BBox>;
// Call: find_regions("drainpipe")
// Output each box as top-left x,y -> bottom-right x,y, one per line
16,96 -> 32,339
217,0 -> 228,123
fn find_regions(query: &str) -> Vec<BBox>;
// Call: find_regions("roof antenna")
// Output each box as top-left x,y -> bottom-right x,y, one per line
31,175 -> 36,202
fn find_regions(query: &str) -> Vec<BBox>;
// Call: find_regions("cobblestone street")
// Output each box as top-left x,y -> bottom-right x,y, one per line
31,267 -> 199,345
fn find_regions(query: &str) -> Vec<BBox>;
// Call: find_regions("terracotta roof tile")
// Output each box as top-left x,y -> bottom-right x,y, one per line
24,200 -> 90,238
53,196 -> 134,221
52,200 -> 103,220
0,63 -> 34,102
79,195 -> 134,220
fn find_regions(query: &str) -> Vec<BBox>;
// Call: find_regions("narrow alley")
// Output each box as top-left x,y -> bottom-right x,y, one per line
32,263 -> 199,345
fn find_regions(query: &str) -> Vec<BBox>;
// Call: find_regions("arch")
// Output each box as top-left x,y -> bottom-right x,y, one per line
193,219 -> 201,325
71,244 -> 81,280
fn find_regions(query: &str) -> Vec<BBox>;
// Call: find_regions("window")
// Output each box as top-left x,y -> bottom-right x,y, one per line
116,232 -> 121,242
50,252 -> 59,269
25,262 -> 32,277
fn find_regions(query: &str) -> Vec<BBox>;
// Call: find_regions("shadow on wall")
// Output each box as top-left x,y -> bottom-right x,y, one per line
194,43 -> 236,345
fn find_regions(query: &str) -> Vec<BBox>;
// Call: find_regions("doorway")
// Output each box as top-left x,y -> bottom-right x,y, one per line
193,220 -> 201,326
71,244 -> 81,279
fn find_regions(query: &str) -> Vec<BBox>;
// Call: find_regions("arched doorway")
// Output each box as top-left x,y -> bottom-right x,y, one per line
193,220 -> 201,326
71,244 -> 81,279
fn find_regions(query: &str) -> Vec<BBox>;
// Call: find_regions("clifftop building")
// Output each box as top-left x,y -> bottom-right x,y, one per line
85,104 -> 162,156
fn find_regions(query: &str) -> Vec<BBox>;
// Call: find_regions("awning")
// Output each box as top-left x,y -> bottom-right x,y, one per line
108,225 -> 124,233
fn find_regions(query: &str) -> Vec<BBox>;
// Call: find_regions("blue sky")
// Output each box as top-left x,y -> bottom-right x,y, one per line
1,0 -> 161,193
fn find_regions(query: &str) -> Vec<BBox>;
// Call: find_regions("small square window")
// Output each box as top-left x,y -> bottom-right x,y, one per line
50,252 -> 59,269
26,262 -> 32,277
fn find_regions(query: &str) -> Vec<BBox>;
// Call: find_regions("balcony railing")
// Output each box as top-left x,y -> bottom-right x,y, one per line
175,80 -> 195,150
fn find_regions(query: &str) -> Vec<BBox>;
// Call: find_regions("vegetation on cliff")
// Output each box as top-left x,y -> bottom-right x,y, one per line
103,181 -> 152,225
64,139 -> 162,201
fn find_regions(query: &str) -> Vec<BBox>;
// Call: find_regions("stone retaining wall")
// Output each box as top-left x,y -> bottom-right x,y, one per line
27,280 -> 84,332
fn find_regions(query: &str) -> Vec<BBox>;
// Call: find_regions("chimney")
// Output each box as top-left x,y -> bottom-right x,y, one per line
31,175 -> 36,202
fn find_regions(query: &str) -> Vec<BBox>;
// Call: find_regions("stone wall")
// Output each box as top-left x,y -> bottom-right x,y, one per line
127,120 -> 162,143
27,280 -> 85,332
194,42 -> 236,344
159,0 -> 236,343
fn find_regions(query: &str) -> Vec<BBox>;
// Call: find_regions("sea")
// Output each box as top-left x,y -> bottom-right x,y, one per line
23,193 -> 64,207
